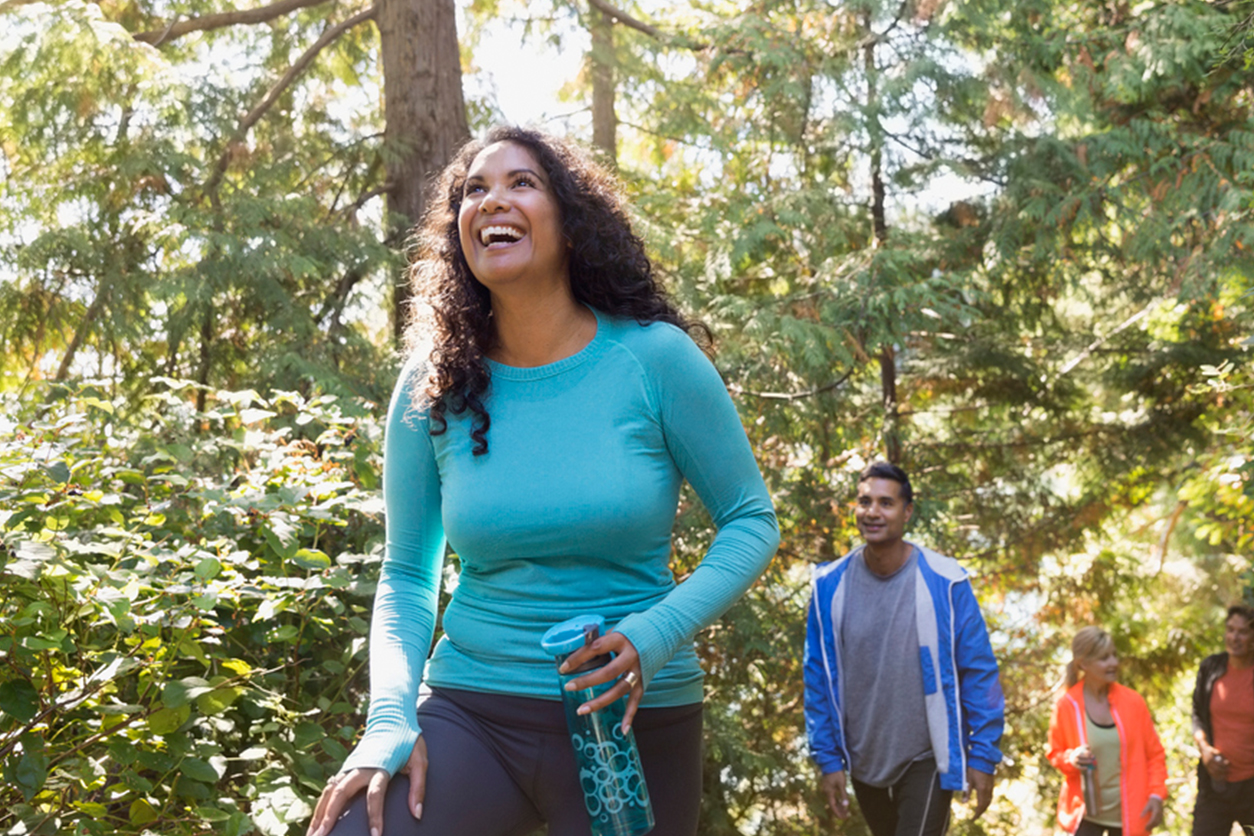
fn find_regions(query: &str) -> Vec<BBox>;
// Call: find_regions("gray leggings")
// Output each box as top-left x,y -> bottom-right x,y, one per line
327,687 -> 703,836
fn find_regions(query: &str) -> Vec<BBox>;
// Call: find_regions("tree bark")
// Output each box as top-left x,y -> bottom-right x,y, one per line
53,283 -> 107,383
379,0 -> 469,344
864,21 -> 900,464
590,6 -> 617,161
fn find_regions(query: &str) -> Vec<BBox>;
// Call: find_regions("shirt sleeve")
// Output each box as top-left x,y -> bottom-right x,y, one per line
804,585 -> 847,774
1191,658 -> 1211,739
1140,694 -> 1169,800
1047,697 -> 1080,778
340,360 -> 446,777
612,327 -> 780,689
953,580 -> 1004,774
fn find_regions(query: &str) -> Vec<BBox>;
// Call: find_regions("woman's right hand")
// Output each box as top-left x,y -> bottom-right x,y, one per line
1202,744 -> 1229,781
307,736 -> 429,836
1066,746 -> 1094,768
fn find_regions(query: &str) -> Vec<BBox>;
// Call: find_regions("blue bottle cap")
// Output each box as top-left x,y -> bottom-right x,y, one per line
540,614 -> 606,656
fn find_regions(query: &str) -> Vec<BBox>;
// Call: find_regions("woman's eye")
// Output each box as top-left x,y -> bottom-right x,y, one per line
514,176 -> 535,188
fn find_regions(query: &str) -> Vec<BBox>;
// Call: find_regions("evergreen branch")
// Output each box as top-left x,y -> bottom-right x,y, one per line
587,0 -> 712,52
728,366 -> 857,401
1055,298 -> 1161,378
345,182 -> 392,215
316,268 -> 366,325
587,0 -> 667,41
133,0 -> 334,45
205,6 -> 376,195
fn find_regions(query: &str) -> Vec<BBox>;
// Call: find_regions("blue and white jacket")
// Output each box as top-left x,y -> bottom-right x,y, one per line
803,543 -> 1004,791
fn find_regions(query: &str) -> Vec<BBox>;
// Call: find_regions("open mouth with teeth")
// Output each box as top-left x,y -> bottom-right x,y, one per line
479,225 -> 524,247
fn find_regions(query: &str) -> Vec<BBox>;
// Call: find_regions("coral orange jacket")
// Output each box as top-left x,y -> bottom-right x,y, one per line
1047,681 -> 1168,836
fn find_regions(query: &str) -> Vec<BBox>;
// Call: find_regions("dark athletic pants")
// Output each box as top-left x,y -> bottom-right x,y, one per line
1076,821 -> 1122,836
327,687 -> 703,836
1192,773 -> 1254,836
851,758 -> 952,836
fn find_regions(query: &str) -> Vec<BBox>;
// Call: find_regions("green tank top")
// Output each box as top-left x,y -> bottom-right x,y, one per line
1085,714 -> 1123,827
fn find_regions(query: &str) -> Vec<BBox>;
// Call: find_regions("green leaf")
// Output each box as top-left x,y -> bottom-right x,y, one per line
197,805 -> 233,822
163,677 -> 212,709
270,625 -> 299,642
15,751 -> 48,794
195,557 -> 223,579
129,799 -> 159,825
179,756 -> 221,783
43,461 -> 71,483
292,548 -> 330,571
149,704 -> 191,734
196,686 -> 244,715
292,721 -> 325,750
0,679 -> 40,722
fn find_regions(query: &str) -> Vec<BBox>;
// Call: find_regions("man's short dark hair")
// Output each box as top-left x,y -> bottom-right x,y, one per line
1227,604 -> 1254,626
857,462 -> 913,504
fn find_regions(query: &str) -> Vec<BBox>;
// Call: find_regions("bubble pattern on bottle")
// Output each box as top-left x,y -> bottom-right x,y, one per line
572,723 -> 652,822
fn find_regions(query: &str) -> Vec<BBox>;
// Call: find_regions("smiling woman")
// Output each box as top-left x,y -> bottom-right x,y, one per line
455,141 -> 576,325
1048,627 -> 1168,836
302,126 -> 780,836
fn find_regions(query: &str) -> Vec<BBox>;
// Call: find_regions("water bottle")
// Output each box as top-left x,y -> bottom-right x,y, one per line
1081,762 -> 1100,812
1212,753 -> 1228,794
541,614 -> 655,836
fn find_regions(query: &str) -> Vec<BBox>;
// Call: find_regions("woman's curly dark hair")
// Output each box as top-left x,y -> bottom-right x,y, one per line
404,125 -> 708,455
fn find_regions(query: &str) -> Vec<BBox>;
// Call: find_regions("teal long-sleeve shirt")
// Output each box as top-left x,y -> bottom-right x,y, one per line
342,309 -> 780,776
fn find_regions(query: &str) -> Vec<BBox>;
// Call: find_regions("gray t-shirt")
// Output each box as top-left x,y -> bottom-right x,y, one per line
841,548 -> 933,787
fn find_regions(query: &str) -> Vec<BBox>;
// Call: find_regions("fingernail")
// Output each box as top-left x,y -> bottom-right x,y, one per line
372,828 -> 380,836
577,705 -> 590,715
558,663 -> 569,674
564,682 -> 575,691
413,802 -> 422,820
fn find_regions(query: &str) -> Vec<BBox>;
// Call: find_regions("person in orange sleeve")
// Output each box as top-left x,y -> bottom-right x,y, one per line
1047,627 -> 1167,836
1190,604 -> 1254,836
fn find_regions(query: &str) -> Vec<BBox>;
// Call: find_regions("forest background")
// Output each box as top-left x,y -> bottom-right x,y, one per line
1,0 -> 1252,833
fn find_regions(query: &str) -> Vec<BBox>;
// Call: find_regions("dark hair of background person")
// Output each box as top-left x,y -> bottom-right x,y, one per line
403,125 -> 709,456
857,461 -> 913,505
1228,603 -> 1254,625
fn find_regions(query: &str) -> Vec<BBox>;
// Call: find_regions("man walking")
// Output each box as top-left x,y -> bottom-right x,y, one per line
804,463 -> 1004,835
1191,604 -> 1254,836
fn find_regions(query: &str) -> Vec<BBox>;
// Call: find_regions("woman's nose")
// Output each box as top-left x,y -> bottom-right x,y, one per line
480,186 -> 509,213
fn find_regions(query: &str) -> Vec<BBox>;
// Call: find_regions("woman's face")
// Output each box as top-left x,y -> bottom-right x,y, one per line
457,141 -> 569,296
1079,649 -> 1119,688
1225,614 -> 1253,660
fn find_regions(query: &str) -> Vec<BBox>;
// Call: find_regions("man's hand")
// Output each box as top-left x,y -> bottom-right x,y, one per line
1141,795 -> 1164,831
963,768 -> 994,821
820,771 -> 850,820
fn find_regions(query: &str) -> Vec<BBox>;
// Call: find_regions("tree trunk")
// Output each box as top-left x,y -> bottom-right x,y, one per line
864,24 -> 900,464
590,6 -> 617,162
379,0 -> 469,345
53,282 -> 107,384
196,303 -> 213,413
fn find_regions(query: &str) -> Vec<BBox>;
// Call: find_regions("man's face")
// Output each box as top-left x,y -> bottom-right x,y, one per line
1225,614 -> 1253,660
854,477 -> 913,547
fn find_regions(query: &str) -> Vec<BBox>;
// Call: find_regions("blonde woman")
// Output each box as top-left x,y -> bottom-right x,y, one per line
1047,627 -> 1167,836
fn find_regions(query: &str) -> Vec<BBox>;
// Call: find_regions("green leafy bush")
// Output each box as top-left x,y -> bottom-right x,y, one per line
0,380 -> 385,836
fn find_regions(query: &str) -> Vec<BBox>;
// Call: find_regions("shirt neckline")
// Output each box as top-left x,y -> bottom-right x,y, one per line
485,307 -> 607,381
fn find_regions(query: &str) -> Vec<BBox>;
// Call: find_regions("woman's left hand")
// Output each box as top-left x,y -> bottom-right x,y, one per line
1141,795 -> 1164,830
558,631 -> 644,733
